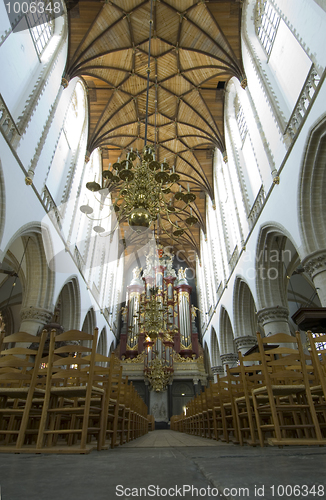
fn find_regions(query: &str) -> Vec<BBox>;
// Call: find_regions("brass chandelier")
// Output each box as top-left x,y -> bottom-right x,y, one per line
80,0 -> 198,237
83,147 -> 198,237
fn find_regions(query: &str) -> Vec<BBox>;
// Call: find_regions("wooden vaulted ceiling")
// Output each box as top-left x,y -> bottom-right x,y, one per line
65,0 -> 243,261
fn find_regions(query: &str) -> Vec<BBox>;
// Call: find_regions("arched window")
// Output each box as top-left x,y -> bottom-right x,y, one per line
29,11 -> 54,56
235,98 -> 262,203
45,81 -> 87,207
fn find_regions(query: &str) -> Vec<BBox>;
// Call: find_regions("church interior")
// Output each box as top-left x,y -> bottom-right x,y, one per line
0,0 -> 326,497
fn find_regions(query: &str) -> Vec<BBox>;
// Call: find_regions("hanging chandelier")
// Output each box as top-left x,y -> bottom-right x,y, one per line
82,147 -> 198,236
80,0 -> 198,237
144,357 -> 173,392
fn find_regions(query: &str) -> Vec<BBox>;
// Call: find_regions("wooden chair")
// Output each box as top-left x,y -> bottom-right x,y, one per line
0,330 -> 47,451
36,328 -> 104,453
234,351 -> 268,446
78,351 -> 124,450
306,331 -> 326,437
205,382 -> 222,441
212,370 -> 241,443
201,387 -> 213,439
252,332 -> 326,447
147,413 -> 155,431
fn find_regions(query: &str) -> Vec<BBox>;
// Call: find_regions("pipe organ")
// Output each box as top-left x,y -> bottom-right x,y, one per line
119,245 -> 206,422
119,246 -> 199,368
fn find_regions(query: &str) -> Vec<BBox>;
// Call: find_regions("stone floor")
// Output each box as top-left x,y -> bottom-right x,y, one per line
0,430 -> 325,500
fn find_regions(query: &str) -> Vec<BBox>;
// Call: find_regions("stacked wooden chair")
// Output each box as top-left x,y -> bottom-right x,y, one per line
35,328 -> 105,453
250,332 -> 324,446
0,331 -> 47,451
0,327 -> 149,453
306,331 -> 326,437
234,350 -> 267,446
172,330 -> 326,448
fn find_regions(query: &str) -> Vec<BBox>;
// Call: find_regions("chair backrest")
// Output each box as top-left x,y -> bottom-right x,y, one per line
46,328 -> 99,389
307,330 -> 326,399
257,332 -> 317,390
0,331 -> 47,389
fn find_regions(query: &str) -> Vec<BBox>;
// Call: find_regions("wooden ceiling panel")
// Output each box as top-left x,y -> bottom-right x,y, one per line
130,4 -> 153,45
162,0 -> 196,12
155,3 -> 181,45
160,75 -> 193,97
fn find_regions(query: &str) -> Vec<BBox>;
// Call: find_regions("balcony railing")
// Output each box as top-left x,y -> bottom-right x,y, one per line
74,245 -> 86,276
248,185 -> 265,229
229,245 -> 239,273
0,94 -> 20,144
285,64 -> 321,140
41,186 -> 62,229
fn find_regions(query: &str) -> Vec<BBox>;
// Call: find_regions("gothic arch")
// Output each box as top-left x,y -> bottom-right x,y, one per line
299,115 -> 326,255
81,308 -> 96,349
97,327 -> 108,357
233,276 -> 258,338
255,223 -> 300,310
203,343 -> 213,382
82,308 -> 96,334
108,340 -> 115,355
54,277 -> 81,331
210,327 -> 222,367
219,306 -> 235,356
3,223 -> 55,310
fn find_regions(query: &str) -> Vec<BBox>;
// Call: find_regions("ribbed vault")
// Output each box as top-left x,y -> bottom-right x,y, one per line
66,0 -> 243,257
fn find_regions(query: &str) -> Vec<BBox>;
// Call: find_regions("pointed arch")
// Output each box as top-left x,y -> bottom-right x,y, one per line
210,326 -> 222,367
97,327 -> 108,356
82,308 -> 96,334
255,223 -> 300,310
219,306 -> 235,355
54,277 -> 81,331
233,276 -> 258,338
299,115 -> 326,255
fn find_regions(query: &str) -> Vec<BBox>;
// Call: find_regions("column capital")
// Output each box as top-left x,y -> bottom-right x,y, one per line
302,250 -> 326,279
220,353 -> 238,366
235,335 -> 257,351
211,366 -> 224,375
20,306 -> 53,325
257,306 -> 289,326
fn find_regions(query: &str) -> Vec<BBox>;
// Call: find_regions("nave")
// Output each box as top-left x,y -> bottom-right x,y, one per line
0,430 -> 325,500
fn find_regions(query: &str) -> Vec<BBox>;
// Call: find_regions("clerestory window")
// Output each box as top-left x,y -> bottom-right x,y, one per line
256,0 -> 280,56
28,5 -> 54,56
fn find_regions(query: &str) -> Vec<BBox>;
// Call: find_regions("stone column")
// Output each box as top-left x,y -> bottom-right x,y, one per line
193,377 -> 201,395
220,353 -> 238,371
235,336 -> 258,366
235,335 -> 257,356
302,250 -> 326,306
211,365 -> 224,383
257,306 -> 291,337
19,306 -> 53,336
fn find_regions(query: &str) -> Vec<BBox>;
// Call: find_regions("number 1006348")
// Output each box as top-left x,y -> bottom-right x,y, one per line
5,1 -> 62,15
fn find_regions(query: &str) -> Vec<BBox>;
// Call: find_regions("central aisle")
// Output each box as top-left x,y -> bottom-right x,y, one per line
123,429 -> 225,447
